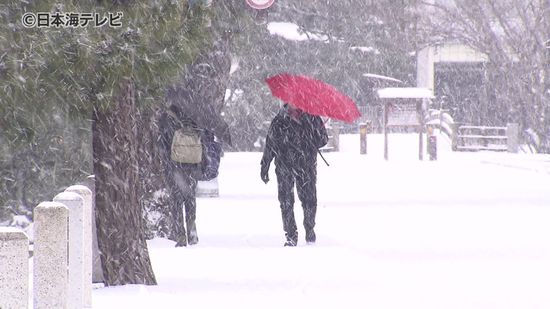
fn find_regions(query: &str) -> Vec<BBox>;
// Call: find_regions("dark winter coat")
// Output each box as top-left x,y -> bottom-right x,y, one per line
158,104 -> 203,246
158,105 -> 203,181
261,109 -> 328,172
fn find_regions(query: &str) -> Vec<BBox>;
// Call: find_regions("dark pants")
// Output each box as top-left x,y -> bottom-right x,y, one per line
275,163 -> 318,242
169,168 -> 198,245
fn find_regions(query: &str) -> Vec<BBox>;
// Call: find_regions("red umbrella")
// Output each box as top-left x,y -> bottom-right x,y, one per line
265,73 -> 361,123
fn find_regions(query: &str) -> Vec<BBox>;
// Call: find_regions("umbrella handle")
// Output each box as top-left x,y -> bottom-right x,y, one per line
317,149 -> 330,167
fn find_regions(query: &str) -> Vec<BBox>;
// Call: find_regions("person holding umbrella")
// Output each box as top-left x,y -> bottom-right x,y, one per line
262,73 -> 360,246
260,104 -> 329,246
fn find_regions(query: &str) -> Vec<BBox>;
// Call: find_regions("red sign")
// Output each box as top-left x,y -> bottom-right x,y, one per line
246,0 -> 275,10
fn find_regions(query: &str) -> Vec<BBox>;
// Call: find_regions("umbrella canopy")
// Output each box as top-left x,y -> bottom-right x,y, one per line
265,73 -> 361,123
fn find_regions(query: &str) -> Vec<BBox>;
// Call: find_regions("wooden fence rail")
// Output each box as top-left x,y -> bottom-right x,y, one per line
452,123 -> 519,153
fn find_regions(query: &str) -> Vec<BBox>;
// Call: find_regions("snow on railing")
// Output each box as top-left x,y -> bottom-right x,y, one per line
424,110 -> 519,153
452,124 -> 519,153
426,109 -> 454,139
0,185 -> 93,309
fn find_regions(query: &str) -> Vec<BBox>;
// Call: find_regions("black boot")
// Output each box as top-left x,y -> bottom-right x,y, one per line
280,202 -> 297,247
305,229 -> 316,244
186,219 -> 199,245
303,202 -> 317,244
187,227 -> 199,245
175,234 -> 187,247
284,233 -> 298,247
184,196 -> 198,245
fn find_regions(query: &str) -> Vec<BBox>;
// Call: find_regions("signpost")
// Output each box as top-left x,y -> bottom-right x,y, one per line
377,87 -> 434,160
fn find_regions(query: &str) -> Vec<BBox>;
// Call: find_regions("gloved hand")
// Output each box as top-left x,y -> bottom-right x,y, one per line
260,163 -> 270,184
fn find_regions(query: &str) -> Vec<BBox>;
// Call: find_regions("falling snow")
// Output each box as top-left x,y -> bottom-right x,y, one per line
0,0 -> 549,306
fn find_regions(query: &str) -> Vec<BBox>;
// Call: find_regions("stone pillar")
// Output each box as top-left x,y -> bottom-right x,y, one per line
54,192 -> 84,309
427,126 -> 438,160
33,201 -> 69,309
359,123 -> 368,155
417,46 -> 435,91
0,227 -> 29,309
507,123 -> 519,153
416,0 -> 435,91
451,122 -> 459,151
65,185 -> 94,307
332,125 -> 340,151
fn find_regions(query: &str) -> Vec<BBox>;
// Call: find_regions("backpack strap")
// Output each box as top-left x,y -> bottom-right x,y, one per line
166,109 -> 201,132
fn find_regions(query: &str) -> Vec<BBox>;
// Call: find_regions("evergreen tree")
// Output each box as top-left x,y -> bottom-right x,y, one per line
0,0 -> 214,285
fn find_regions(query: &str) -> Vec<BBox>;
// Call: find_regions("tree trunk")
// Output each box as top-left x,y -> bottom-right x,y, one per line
137,106 -> 182,241
92,78 -> 157,286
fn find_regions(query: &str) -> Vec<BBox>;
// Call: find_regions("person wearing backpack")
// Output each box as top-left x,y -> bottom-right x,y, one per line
260,104 -> 329,246
159,104 -> 222,247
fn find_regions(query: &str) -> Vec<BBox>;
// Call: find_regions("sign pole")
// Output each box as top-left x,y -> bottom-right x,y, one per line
384,102 -> 389,160
417,101 -> 424,160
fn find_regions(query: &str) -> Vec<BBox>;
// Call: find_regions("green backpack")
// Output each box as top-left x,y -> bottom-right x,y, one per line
170,126 -> 202,164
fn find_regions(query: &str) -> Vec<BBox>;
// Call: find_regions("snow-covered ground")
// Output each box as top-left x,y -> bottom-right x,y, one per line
93,133 -> 550,309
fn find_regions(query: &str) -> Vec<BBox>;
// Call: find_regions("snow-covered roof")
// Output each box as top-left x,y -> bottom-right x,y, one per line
350,46 -> 380,55
267,22 -> 328,42
377,87 -> 434,99
363,73 -> 403,83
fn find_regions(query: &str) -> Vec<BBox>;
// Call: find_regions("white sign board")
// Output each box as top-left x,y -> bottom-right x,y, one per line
377,87 -> 434,99
376,87 -> 429,161
387,103 -> 420,126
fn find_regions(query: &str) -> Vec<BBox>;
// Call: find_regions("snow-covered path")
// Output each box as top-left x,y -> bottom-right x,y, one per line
93,134 -> 550,309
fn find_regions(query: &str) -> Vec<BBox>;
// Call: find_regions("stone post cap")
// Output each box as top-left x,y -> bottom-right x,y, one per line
54,191 -> 84,202
34,201 -> 68,215
0,227 -> 29,241
65,185 -> 92,195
